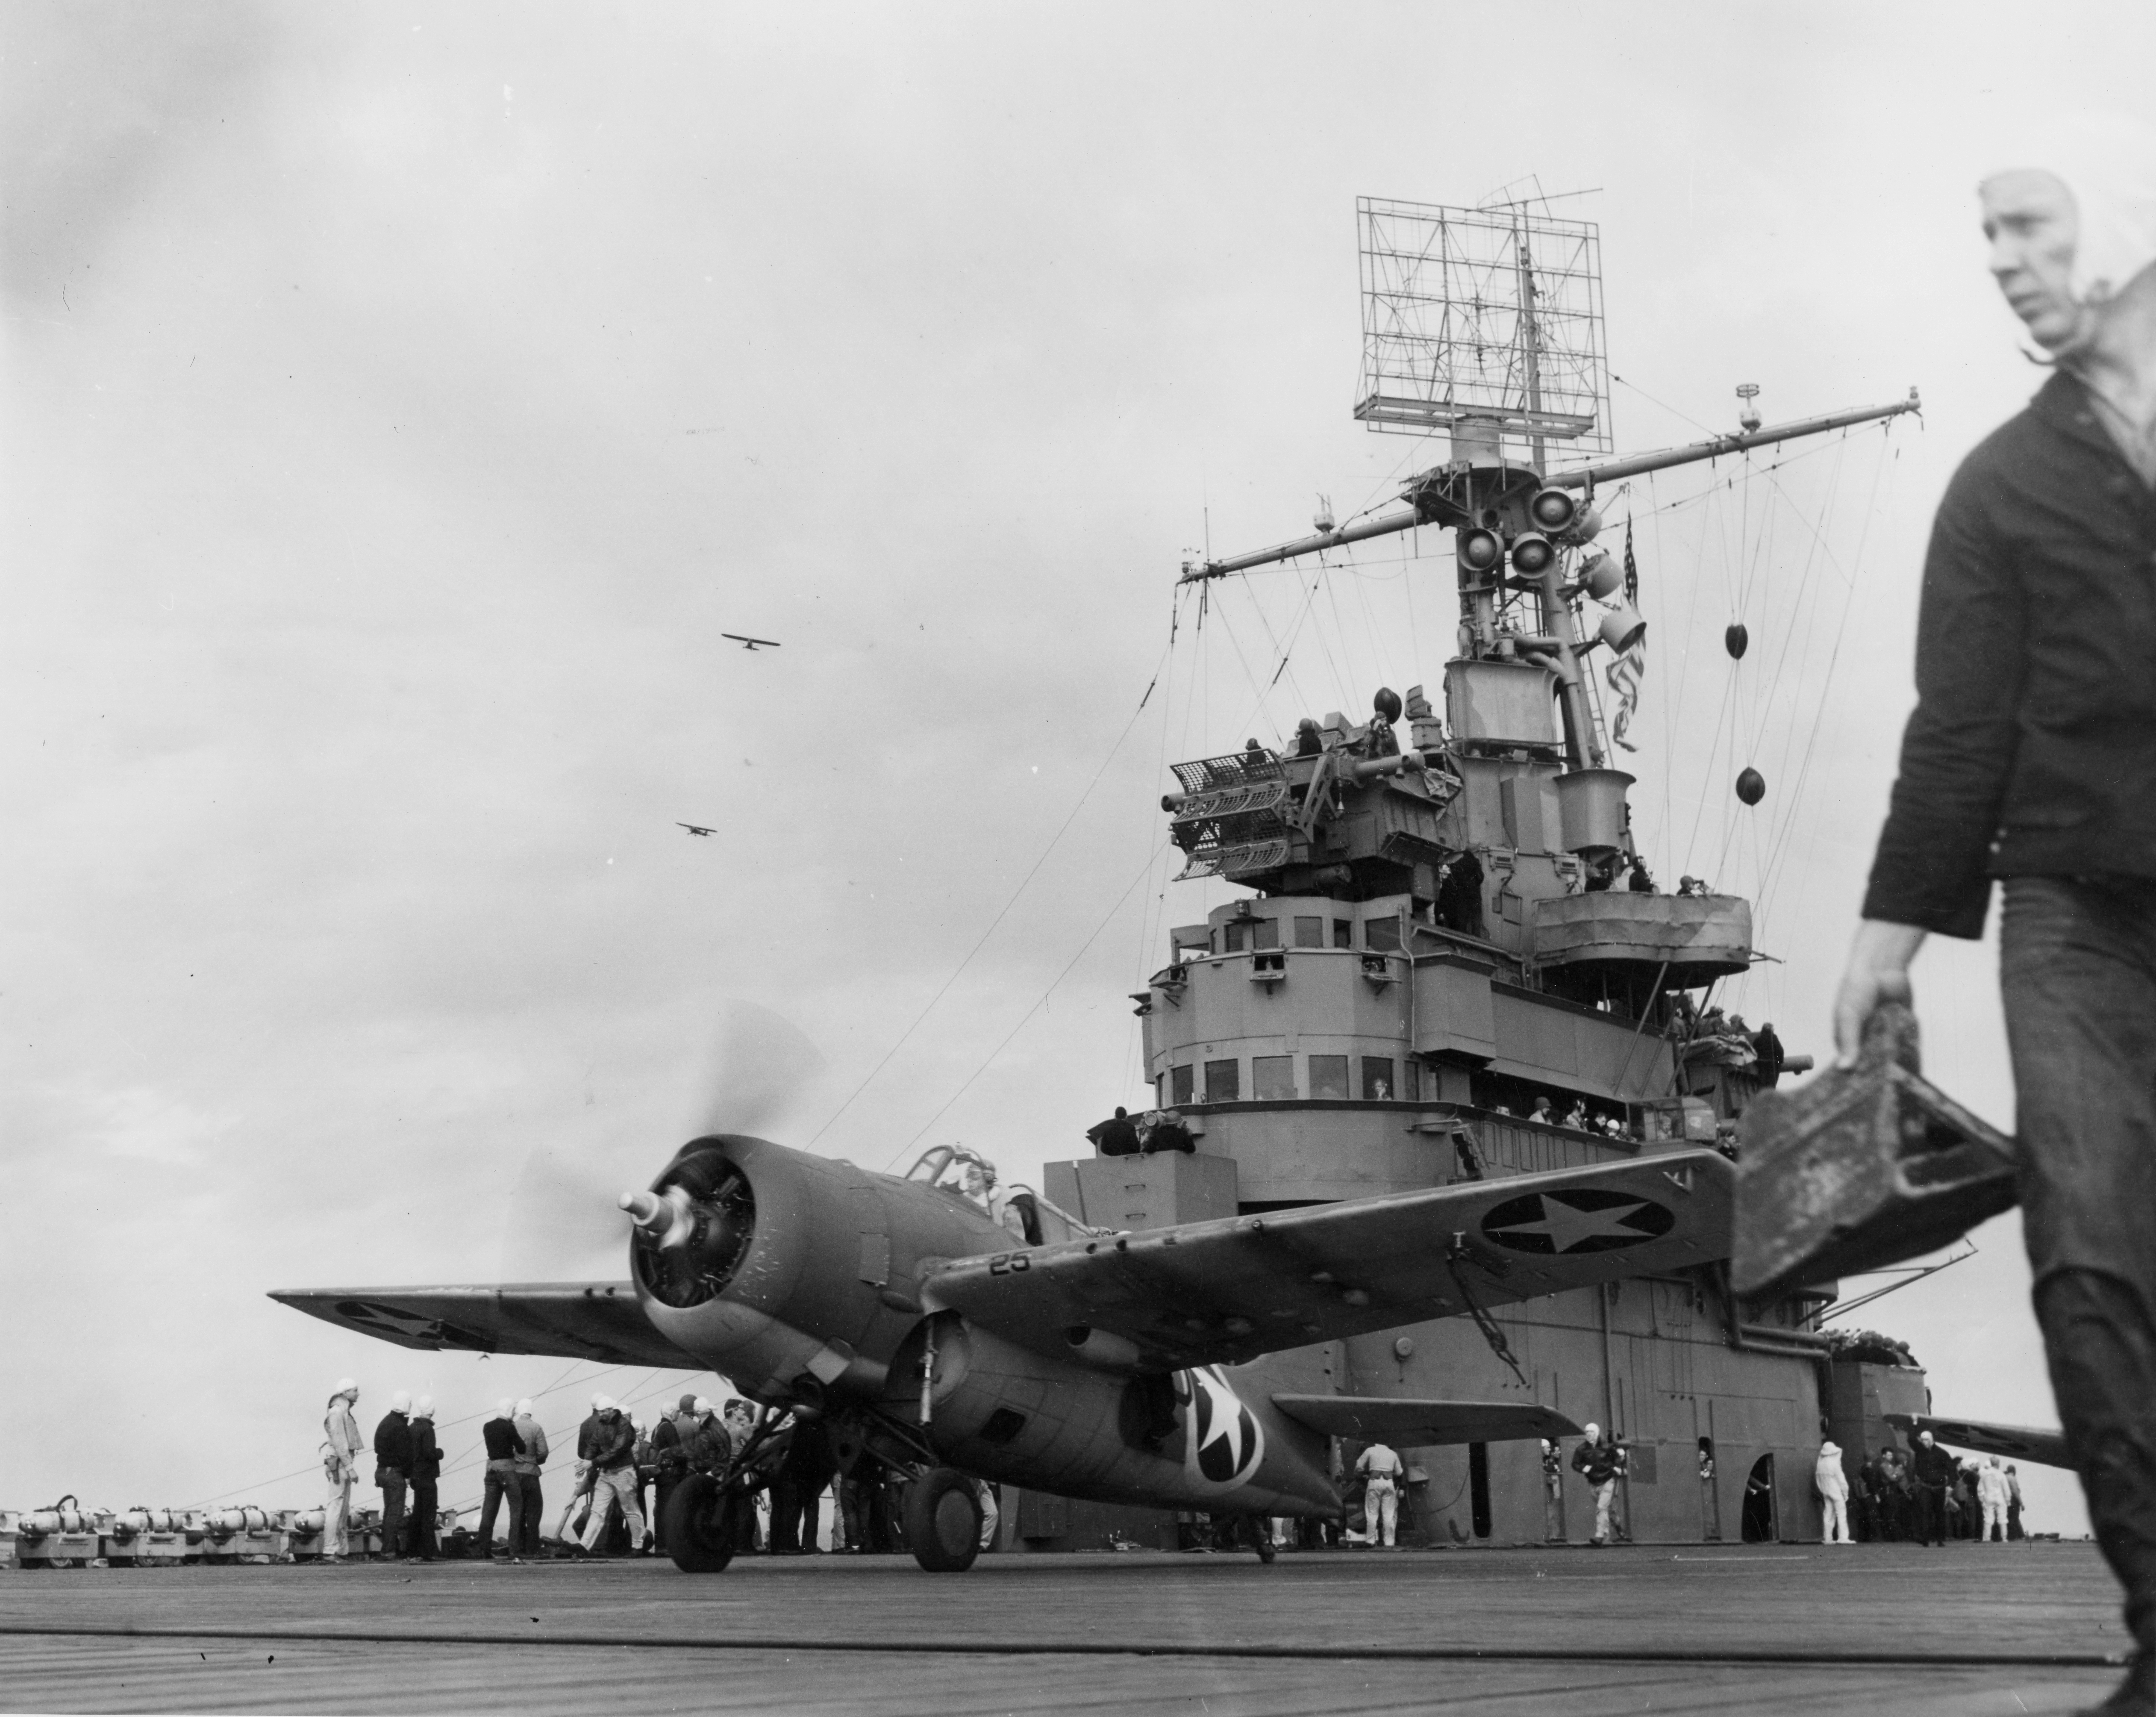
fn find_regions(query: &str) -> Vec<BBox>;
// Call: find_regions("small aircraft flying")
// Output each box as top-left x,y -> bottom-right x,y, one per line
721,633 -> 780,651
274,1131 -> 1735,1573
677,823 -> 717,837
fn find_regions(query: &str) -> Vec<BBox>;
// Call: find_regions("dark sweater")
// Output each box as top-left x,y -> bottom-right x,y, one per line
373,1411 -> 413,1472
1912,1442 -> 1958,1487
408,1420 -> 441,1483
481,1417 -> 526,1462
1865,371 -> 2156,937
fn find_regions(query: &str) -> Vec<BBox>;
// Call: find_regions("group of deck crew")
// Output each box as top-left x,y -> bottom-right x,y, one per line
314,1381 -> 957,1562
1817,1432 -> 2027,1546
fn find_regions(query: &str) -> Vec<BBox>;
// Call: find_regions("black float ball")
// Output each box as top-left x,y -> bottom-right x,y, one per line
1725,622 -> 1750,660
1735,766 -> 1766,806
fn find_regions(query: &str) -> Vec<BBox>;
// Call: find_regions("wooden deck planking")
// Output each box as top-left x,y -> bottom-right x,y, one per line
0,1544 -> 2130,1715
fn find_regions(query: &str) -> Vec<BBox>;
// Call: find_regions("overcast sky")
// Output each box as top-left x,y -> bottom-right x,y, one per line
6,1 -> 2150,1534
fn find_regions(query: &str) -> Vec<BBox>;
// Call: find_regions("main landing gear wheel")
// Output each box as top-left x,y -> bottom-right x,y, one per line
662,1474 -> 739,1573
904,1468 -> 983,1573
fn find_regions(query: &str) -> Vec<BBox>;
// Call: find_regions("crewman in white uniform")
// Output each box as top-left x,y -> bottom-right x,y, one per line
1815,1439 -> 1853,1544
1356,1441 -> 1405,1548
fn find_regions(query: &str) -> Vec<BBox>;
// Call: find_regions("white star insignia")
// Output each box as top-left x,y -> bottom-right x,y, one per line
1488,1194 -> 1656,1253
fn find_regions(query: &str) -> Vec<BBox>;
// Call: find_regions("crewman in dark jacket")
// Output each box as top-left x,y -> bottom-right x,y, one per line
372,1391 -> 414,1561
404,1397 -> 441,1561
1910,1431 -> 1956,1546
769,1417 -> 838,1554
474,1399 -> 527,1561
574,1396 -> 643,1557
1570,1424 -> 1627,1546
651,1392 -> 701,1553
1086,1107 -> 1141,1157
1832,119 -> 2156,1711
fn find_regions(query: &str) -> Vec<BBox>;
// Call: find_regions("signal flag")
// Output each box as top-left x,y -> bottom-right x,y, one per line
1607,519 -> 1646,752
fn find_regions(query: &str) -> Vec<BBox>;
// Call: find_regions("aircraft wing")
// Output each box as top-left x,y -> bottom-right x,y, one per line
1271,1395 -> 1579,1445
1885,1412 -> 2071,1471
267,1283 -> 697,1368
926,1150 -> 1730,1371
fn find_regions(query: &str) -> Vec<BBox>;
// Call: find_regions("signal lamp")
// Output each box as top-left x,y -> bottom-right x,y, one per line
1597,600 -> 1647,654
1570,503 -> 1604,543
1529,488 -> 1579,533
1456,526 -> 1503,575
1510,533 -> 1556,576
1580,550 -> 1623,601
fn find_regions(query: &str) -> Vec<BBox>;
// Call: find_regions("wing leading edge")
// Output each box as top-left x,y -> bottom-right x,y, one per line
1885,1412 -> 2071,1471
267,1283 -> 697,1369
927,1149 -> 1732,1370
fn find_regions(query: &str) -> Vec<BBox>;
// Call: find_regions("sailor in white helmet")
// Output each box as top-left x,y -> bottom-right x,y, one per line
321,1379 -> 362,1562
1815,1440 -> 1852,1545
1355,1439 -> 1405,1548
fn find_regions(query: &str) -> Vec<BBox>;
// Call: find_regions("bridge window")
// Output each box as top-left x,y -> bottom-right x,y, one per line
1223,922 -> 1250,954
1252,918 -> 1280,951
1333,919 -> 1353,948
1253,1055 -> 1296,1100
1365,916 -> 1403,952
1170,1064 -> 1194,1105
1308,1055 -> 1350,1100
1293,916 -> 1324,948
1203,1059 -> 1239,1102
1362,1057 -> 1396,1101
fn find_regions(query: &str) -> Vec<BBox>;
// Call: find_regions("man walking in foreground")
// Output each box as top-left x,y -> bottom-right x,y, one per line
1832,114 -> 2156,1713
1571,1424 -> 1626,1546
576,1395 -> 644,1558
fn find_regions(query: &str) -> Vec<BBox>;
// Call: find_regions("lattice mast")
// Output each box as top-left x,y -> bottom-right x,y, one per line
1170,192 -> 1919,913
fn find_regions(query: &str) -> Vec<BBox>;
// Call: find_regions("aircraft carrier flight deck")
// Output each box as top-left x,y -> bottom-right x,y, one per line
0,1541 -> 2129,1716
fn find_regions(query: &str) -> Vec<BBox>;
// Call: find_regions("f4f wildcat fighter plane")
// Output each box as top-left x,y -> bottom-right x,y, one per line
274,1133 -> 1735,1572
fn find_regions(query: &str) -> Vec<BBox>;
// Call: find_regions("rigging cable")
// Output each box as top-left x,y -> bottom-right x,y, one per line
803,642 -> 1173,1151
879,840 -> 1171,1170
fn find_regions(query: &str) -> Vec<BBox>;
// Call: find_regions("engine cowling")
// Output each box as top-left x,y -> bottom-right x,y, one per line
624,1134 -> 992,1406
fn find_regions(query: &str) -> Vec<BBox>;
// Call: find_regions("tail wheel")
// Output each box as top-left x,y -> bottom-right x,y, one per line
662,1474 -> 738,1573
903,1468 -> 983,1573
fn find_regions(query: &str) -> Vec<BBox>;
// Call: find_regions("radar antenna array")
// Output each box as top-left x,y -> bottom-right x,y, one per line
1354,196 -> 1613,463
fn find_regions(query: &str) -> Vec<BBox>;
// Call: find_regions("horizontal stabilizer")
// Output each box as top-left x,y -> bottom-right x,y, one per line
267,1283 -> 697,1369
1271,1394 -> 1579,1446
1885,1412 -> 2070,1472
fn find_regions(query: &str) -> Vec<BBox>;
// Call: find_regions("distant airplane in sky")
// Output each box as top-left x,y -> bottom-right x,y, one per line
677,822 -> 716,837
721,633 -> 780,651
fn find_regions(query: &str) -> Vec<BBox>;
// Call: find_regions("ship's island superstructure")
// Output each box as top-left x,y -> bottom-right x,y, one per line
1016,197 -> 1929,1549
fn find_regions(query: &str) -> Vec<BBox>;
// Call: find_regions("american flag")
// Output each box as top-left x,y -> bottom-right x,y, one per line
1606,520 -> 1646,752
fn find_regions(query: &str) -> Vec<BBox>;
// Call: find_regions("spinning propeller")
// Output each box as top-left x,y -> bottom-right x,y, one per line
498,1001 -> 826,1283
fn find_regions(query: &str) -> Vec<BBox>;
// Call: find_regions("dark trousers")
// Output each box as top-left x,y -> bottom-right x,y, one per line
769,1478 -> 811,1552
405,1480 -> 438,1558
515,1473 -> 544,1555
838,1477 -> 869,1551
653,1476 -> 676,1551
2003,878 -> 2156,1651
377,1473 -> 407,1557
476,1465 -> 521,1555
1918,1483 -> 1947,1544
